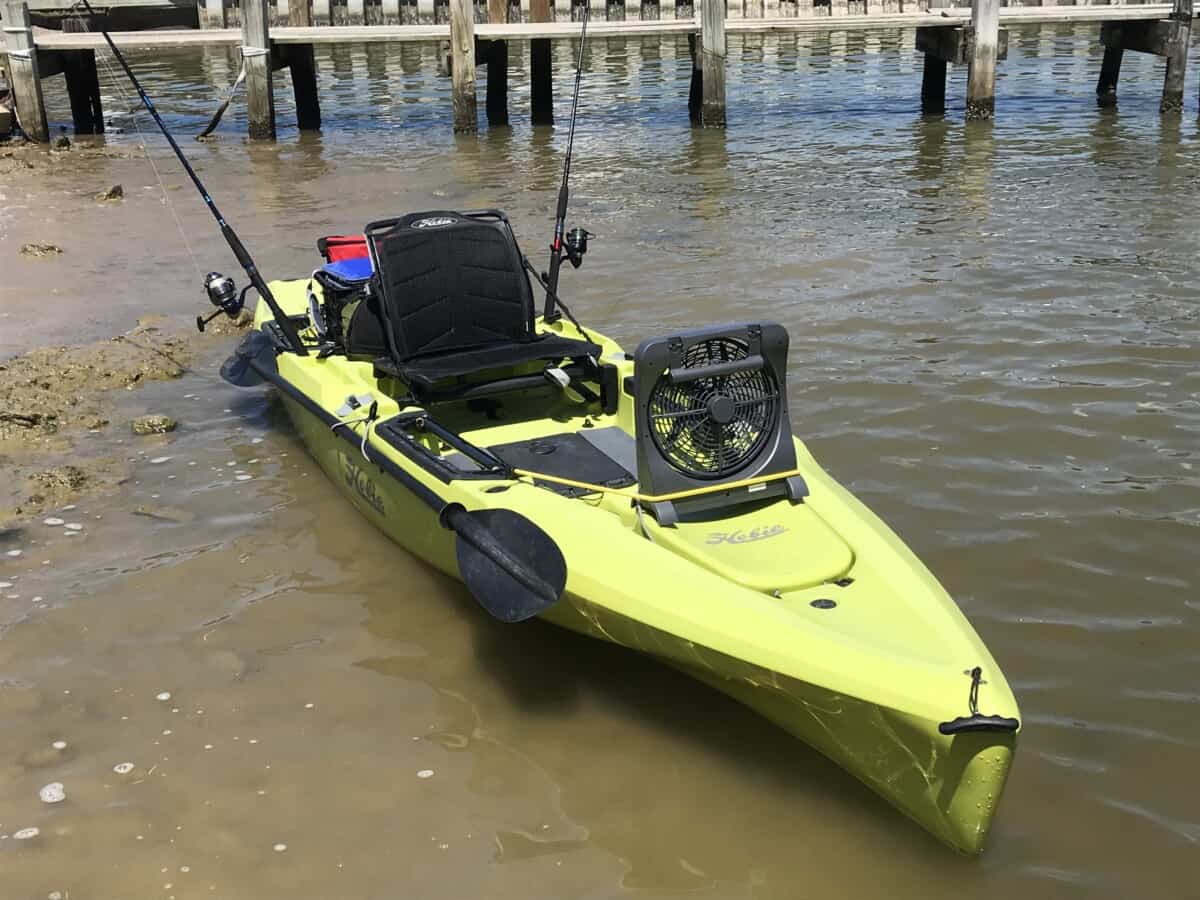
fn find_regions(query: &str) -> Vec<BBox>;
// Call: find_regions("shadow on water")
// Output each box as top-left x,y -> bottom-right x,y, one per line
359,580 -> 977,889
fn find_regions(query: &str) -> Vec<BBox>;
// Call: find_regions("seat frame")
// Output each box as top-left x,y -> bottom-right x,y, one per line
364,209 -> 599,400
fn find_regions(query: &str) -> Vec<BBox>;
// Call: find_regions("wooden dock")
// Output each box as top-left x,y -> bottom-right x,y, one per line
1,0 -> 1195,141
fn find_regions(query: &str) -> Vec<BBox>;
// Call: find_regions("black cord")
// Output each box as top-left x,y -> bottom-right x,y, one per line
968,666 -> 983,716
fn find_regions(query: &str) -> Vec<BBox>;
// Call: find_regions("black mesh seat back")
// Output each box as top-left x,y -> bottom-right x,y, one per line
367,211 -> 535,362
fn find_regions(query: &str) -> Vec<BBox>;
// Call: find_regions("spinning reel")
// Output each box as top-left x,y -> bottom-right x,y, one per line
196,272 -> 253,333
560,227 -> 592,269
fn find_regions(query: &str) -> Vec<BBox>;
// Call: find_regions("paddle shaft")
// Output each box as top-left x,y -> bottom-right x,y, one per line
75,0 -> 307,356
542,7 -> 589,322
442,505 -> 559,608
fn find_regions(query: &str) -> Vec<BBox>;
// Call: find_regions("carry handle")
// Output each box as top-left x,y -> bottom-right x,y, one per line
938,715 -> 1020,736
668,355 -> 764,385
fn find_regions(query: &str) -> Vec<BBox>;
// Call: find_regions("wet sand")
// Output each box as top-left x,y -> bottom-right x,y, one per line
3,28 -> 1200,900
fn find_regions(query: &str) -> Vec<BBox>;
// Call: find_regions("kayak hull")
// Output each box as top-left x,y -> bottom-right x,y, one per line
275,382 -> 1016,855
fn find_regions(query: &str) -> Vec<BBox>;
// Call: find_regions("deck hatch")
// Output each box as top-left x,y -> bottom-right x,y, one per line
487,433 -> 636,498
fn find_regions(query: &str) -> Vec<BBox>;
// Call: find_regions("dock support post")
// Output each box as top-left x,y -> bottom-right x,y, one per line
919,24 -> 1006,116
289,44 -> 321,129
921,53 -> 947,115
240,0 -> 276,139
1096,47 -> 1122,107
1,0 -> 48,142
290,0 -> 312,24
699,0 -> 726,127
530,0 -> 553,125
965,0 -> 999,119
688,32 -> 702,123
485,41 -> 509,125
60,13 -> 103,135
449,0 -> 477,132
1160,0 -> 1191,113
486,0 -> 508,125
62,51 -> 104,134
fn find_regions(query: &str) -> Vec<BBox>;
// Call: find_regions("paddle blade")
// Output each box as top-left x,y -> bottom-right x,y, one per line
445,506 -> 567,623
220,330 -> 277,387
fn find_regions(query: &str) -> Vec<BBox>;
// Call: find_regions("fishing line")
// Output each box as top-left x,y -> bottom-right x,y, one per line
70,3 -> 203,281
197,60 -> 248,140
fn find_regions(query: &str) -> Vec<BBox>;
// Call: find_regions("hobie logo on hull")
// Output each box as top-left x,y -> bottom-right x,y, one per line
339,452 -> 385,515
706,524 -> 787,545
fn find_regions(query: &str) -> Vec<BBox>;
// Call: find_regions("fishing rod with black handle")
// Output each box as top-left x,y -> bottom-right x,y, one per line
74,0 -> 307,356
542,6 -> 590,323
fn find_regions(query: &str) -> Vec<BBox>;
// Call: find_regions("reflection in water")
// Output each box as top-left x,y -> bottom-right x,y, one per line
960,119 -> 995,220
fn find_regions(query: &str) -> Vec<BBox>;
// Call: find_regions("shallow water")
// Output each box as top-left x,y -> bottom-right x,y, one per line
3,25 -> 1200,899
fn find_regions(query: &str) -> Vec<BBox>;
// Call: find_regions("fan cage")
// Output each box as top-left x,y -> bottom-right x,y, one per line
646,337 -> 780,480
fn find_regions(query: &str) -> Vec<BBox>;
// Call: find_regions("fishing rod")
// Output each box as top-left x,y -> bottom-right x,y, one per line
73,0 -> 308,356
541,6 -> 591,324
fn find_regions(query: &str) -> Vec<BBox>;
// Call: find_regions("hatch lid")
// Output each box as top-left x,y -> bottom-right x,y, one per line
643,497 -> 853,593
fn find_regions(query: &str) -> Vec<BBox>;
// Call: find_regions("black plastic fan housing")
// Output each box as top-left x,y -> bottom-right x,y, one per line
633,322 -> 807,524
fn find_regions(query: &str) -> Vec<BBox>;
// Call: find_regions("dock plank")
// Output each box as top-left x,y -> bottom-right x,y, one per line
12,6 -> 1179,52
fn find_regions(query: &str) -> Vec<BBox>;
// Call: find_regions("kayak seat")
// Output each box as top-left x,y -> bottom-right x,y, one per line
365,210 -> 599,396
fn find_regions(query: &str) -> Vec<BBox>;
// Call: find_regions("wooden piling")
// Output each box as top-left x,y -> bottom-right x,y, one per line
965,0 -> 999,119
699,0 -> 726,127
201,0 -> 225,28
688,32 -> 702,123
288,44 -> 321,129
920,54 -> 947,115
240,0 -> 275,139
1,0 -> 48,142
449,0 -> 477,132
60,13 -> 103,135
530,0 -> 553,125
485,40 -> 509,125
1160,0 -> 1191,113
485,0 -> 508,125
62,51 -> 104,134
1096,47 -> 1122,107
290,0 -> 312,25
1098,1 -> 1193,115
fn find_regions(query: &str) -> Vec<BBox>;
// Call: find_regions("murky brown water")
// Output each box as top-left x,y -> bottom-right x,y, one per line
3,25 -> 1200,899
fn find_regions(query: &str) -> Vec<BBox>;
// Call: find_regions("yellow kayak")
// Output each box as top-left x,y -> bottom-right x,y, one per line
86,7 -> 1018,858
220,209 -> 1020,853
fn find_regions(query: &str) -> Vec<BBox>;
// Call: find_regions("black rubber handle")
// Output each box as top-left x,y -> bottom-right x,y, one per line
938,715 -> 1020,736
668,355 -> 764,384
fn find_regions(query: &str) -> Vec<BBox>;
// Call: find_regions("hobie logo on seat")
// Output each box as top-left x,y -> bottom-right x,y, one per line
339,452 -> 385,515
413,217 -> 456,229
706,524 -> 787,545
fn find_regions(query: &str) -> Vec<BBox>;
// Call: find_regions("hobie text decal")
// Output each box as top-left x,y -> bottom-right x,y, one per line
340,452 -> 386,515
706,524 -> 787,545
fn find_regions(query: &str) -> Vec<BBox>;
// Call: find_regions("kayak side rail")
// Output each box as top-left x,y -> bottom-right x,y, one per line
376,413 -> 512,483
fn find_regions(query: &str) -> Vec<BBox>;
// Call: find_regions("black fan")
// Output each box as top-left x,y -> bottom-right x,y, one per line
633,323 -> 807,525
647,337 -> 780,479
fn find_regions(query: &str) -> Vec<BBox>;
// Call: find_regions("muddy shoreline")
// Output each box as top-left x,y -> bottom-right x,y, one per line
0,311 -> 250,525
